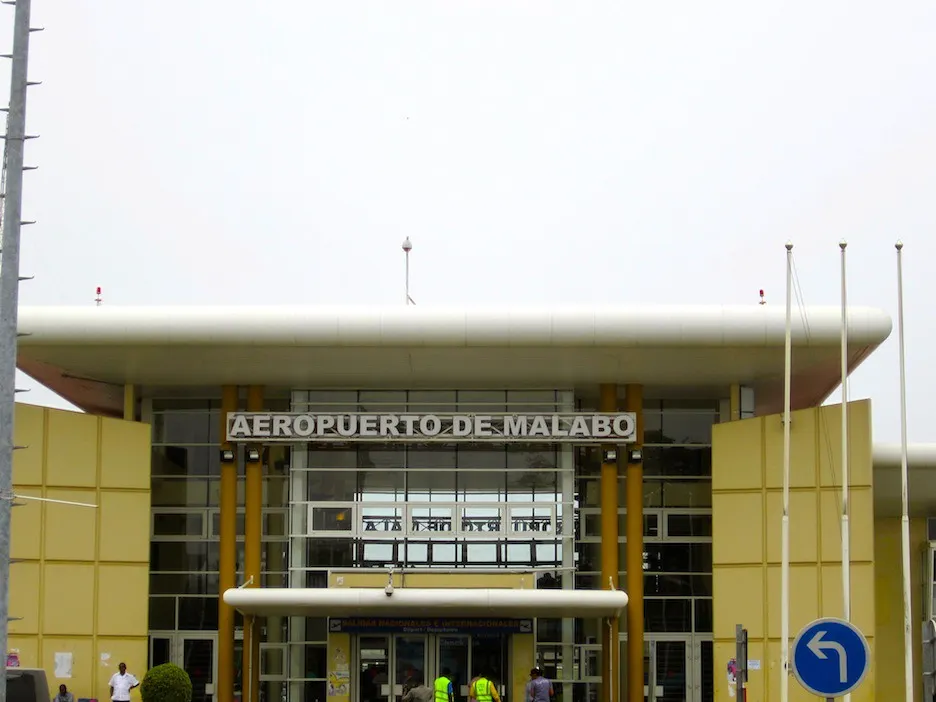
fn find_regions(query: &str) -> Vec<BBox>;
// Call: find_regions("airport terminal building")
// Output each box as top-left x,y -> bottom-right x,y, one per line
7,304 -> 935,702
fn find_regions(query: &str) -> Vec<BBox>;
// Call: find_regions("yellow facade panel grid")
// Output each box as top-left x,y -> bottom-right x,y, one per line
45,409 -> 99,488
100,418 -> 151,490
43,489 -> 98,561
12,402 -> 45,486
98,491 -> 152,564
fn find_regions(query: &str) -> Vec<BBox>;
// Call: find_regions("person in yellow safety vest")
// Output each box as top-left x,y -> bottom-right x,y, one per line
469,671 -> 501,702
434,668 -> 455,702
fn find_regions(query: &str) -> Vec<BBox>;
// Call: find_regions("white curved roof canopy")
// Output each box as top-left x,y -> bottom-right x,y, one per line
223,587 -> 629,618
15,304 -> 891,417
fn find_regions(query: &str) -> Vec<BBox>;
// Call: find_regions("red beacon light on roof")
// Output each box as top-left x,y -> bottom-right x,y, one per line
95,286 -> 102,306
758,289 -> 766,305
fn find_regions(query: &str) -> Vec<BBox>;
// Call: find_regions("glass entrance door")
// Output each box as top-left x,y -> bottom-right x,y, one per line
148,634 -> 217,702
393,636 -> 428,701
620,637 -> 691,702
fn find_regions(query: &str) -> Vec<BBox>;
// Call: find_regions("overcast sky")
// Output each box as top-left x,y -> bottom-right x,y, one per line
4,2 -> 935,443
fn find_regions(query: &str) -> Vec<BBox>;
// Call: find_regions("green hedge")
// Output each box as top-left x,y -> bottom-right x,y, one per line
141,663 -> 193,702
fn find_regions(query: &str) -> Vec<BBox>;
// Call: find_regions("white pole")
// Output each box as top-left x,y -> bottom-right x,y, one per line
839,241 -> 851,613
895,240 -> 915,702
839,240 -> 852,702
402,237 -> 413,305
780,241 -> 793,702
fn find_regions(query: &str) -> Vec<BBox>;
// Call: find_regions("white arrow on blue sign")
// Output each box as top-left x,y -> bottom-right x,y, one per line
791,617 -> 870,698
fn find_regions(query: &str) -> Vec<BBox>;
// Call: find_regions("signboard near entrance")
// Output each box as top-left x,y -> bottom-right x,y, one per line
328,618 -> 534,635
227,412 -> 637,444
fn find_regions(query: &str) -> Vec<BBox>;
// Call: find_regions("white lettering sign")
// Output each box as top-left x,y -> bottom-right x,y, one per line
226,412 -> 637,444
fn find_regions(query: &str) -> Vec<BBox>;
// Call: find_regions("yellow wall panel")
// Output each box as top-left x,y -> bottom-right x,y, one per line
43,564 -> 95,636
713,566 -> 764,639
45,410 -> 98,488
41,637 -> 93,693
817,400 -> 873,489
10,407 -> 151,697
11,489 -> 42,561
96,637 -> 148,701
511,634 -> 534,702
13,403 -> 45,486
712,492 -> 763,565
9,562 -> 41,635
713,401 -> 876,700
874,517 -> 925,702
98,491 -> 151,563
766,565 -> 820,638
43,489 -> 97,561
764,491 -> 819,564
8,635 -> 39,668
100,418 -> 151,490
712,417 -> 762,491
97,565 -> 150,636
764,410 -> 820,489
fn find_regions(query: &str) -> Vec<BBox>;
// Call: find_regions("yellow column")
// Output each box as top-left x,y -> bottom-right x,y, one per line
244,386 -> 264,702
599,384 -> 619,702
624,384 -> 644,702
219,385 -> 239,702
729,384 -> 741,422
122,384 -> 135,421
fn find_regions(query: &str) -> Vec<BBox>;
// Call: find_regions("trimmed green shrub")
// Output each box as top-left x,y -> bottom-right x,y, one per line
141,663 -> 192,702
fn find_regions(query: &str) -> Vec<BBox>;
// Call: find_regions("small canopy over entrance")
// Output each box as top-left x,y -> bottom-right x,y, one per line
224,587 -> 628,618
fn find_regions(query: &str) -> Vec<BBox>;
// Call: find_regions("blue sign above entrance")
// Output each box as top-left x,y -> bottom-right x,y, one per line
328,617 -> 534,635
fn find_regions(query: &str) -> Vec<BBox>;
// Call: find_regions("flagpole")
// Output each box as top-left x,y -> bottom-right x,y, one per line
839,240 -> 852,702
895,240 -> 914,702
780,241 -> 793,702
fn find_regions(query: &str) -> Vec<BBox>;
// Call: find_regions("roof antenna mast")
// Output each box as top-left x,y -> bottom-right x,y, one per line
95,286 -> 102,306
402,237 -> 415,305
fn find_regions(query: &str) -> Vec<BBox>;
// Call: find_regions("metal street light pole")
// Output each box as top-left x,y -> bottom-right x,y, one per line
0,2 -> 36,701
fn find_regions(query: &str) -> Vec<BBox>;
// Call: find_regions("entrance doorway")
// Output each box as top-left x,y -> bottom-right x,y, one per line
149,634 -> 217,702
355,634 -> 508,702
620,635 -> 712,702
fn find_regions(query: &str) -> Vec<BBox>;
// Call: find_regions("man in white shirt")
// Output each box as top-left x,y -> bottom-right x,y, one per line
109,662 -> 140,702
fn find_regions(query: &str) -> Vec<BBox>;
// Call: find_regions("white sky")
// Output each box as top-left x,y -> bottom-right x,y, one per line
4,1 -> 936,443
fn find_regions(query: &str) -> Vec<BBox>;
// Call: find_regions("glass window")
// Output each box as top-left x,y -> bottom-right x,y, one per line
359,470 -> 404,502
458,448 -> 506,469
308,471 -> 355,501
359,541 -> 400,567
457,390 -> 506,412
506,391 -> 557,412
302,644 -> 327,678
153,512 -> 204,537
537,618 -> 563,642
304,391 -> 357,412
430,541 -> 457,565
507,448 -> 557,471
150,572 -> 217,596
507,471 -> 557,502
583,512 -> 658,539
408,391 -> 457,413
506,542 -> 532,564
407,471 -> 456,502
152,446 -> 218,477
411,506 -> 453,533
311,506 -> 353,532
457,472 -> 506,501
535,542 -> 561,567
359,391 -> 407,412
152,410 -> 218,445
694,599 -> 713,632
178,596 -> 219,630
463,541 -> 500,565
359,448 -> 405,472
405,541 -> 430,565
305,618 -> 328,642
644,598 -> 692,633
643,574 -> 712,597
306,539 -> 354,567
643,446 -> 712,477
407,449 -> 456,472
575,448 -> 602,477
150,542 -> 216,572
666,514 -> 712,538
361,506 -> 403,534
643,543 -> 712,573
148,597 -> 176,630
641,480 -> 712,509
307,450 -> 356,471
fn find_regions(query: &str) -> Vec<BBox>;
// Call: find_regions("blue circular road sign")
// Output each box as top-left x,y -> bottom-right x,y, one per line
791,617 -> 870,698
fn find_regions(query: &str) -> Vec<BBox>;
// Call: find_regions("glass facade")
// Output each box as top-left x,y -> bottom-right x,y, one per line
145,390 -> 719,702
